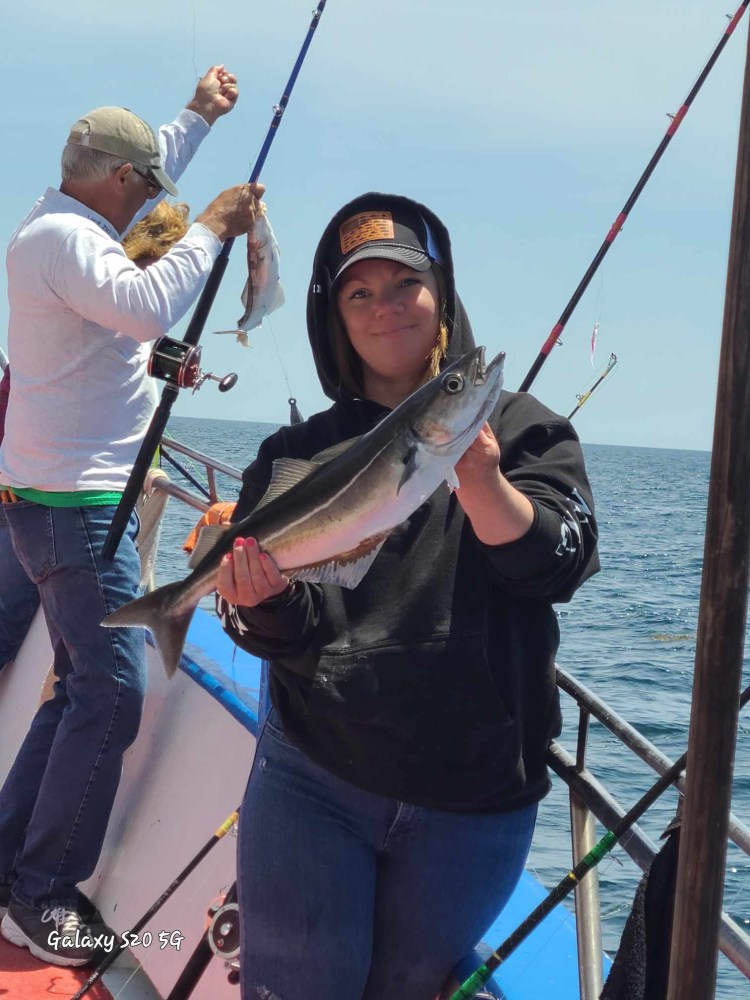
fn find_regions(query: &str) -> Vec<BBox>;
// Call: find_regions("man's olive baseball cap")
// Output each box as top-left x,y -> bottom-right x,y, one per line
66,106 -> 179,197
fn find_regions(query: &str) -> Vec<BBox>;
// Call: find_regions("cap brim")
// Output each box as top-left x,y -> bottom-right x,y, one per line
151,166 -> 179,198
333,244 -> 431,284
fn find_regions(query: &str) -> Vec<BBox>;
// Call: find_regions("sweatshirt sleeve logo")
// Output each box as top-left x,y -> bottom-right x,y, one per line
217,595 -> 249,636
555,487 -> 592,558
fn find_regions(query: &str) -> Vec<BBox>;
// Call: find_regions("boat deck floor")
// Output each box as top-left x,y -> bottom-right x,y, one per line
0,933 -> 112,998
0,933 -> 162,999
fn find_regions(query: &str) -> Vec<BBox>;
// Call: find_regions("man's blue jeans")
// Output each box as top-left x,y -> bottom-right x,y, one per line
238,712 -> 537,1000
0,501 -> 146,908
0,504 -> 40,666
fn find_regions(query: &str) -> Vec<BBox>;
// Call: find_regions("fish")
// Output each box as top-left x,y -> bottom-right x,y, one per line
213,208 -> 285,345
102,346 -> 505,677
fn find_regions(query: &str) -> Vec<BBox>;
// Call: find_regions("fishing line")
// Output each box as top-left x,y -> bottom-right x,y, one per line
590,267 -> 605,367
266,313 -> 296,400
160,446 -> 213,501
102,0 -> 329,560
110,960 -> 143,1000
190,0 -> 199,83
518,1 -> 750,394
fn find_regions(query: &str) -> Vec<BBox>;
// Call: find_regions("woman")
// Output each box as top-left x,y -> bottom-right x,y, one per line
217,193 -> 600,1000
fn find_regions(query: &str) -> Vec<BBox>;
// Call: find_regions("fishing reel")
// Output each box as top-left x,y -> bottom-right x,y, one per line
148,336 -> 238,394
207,899 -> 241,984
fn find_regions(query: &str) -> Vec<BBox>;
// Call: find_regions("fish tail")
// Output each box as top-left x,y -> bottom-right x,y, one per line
102,581 -> 196,679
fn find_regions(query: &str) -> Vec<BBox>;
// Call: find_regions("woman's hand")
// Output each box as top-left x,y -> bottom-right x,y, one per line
454,422 -> 502,490
216,537 -> 291,608
454,423 -> 534,545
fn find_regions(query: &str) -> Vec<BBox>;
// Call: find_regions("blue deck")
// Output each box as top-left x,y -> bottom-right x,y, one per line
164,609 -> 609,999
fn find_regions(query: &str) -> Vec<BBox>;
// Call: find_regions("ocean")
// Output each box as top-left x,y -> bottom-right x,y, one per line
159,415 -> 750,998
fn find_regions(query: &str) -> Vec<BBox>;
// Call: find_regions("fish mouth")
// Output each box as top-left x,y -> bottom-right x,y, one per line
425,348 -> 506,454
471,347 -> 505,387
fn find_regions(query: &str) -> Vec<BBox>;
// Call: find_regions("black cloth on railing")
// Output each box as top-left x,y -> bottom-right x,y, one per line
599,824 -> 680,1000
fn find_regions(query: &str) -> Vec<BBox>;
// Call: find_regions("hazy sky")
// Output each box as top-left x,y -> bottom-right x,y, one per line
2,1 -> 747,451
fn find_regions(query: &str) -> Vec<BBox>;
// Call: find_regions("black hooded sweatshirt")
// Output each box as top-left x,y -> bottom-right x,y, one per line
219,193 -> 600,813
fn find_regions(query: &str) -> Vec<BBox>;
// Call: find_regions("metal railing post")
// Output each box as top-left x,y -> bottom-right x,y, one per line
570,796 -> 604,998
570,707 -> 604,999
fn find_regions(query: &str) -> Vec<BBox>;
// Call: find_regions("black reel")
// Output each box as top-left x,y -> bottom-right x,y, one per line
148,336 -> 238,394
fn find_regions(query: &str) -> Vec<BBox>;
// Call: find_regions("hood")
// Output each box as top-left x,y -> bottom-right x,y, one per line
306,192 -> 476,403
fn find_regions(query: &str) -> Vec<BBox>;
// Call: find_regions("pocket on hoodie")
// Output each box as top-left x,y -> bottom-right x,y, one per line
308,634 -> 515,766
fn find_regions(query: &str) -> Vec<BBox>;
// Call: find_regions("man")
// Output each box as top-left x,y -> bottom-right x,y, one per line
0,66 -> 264,966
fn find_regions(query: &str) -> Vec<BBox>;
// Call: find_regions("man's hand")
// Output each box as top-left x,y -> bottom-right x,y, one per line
196,183 -> 266,242
217,537 -> 291,608
187,65 -> 239,126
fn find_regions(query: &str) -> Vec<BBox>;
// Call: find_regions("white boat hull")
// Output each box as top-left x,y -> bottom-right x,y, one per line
0,607 -> 257,999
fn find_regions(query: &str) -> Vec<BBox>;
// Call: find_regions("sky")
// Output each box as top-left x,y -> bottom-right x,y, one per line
1,0 -> 747,451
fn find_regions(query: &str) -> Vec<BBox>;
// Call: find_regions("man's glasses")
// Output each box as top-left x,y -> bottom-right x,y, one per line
131,165 -> 162,199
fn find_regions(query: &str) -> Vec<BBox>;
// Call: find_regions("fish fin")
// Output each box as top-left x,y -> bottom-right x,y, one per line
255,440 -> 363,512
396,445 -> 419,494
254,458 -> 320,511
310,436 -> 362,465
211,330 -> 250,346
445,466 -> 460,492
101,581 -> 196,679
188,524 -> 233,569
289,534 -> 389,589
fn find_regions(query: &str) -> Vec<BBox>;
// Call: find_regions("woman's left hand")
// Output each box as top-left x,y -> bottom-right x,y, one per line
454,423 -> 534,545
454,422 -> 501,490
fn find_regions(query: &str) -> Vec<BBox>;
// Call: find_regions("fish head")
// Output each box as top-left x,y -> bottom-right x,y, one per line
406,347 -> 505,459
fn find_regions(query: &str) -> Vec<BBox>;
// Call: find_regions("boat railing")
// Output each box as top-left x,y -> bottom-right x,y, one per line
151,435 -> 750,998
160,435 -> 243,510
553,667 -> 750,997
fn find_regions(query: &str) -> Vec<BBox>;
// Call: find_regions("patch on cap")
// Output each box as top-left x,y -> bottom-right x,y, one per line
339,212 -> 396,255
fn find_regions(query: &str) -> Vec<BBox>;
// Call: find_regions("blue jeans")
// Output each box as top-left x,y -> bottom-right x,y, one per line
238,712 -> 536,1000
0,501 -> 146,908
0,505 -> 40,667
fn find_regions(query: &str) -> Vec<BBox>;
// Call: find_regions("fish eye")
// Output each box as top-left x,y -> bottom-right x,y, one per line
443,373 -> 464,394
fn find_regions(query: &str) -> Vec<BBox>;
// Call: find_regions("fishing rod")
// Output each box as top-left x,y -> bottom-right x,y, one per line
518,1 -> 750,394
102,0 -> 328,560
70,810 -> 239,1000
448,681 -> 750,1000
165,882 -> 239,1000
568,352 -> 618,420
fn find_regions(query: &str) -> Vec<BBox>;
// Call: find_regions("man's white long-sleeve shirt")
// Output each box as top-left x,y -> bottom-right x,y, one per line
0,109 -> 222,492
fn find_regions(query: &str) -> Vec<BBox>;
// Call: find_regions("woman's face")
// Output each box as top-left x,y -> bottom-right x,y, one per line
335,258 -> 441,395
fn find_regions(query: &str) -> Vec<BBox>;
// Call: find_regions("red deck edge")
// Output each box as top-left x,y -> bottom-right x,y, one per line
0,933 -> 113,998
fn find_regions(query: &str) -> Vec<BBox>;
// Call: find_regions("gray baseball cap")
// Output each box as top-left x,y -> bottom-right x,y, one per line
66,106 -> 179,197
